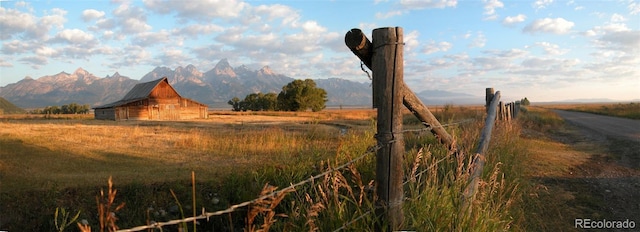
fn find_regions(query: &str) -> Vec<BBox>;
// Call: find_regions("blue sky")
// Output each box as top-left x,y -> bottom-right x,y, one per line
1,0 -> 638,102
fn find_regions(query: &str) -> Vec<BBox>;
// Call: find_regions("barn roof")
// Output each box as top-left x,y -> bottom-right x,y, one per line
93,77 -> 203,109
121,77 -> 178,101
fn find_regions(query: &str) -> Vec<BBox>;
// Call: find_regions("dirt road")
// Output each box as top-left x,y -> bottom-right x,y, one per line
551,110 -> 640,229
553,110 -> 640,142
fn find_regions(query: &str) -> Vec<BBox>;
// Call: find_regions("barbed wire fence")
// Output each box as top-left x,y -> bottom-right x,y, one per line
113,119 -> 473,232
114,26 -> 524,232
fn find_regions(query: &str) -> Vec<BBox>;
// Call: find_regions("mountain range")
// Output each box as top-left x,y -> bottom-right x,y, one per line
0,59 -> 481,109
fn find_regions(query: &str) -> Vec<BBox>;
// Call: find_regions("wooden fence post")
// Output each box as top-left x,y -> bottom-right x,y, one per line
372,27 -> 405,231
462,89 -> 501,211
515,102 -> 521,118
485,88 -> 494,114
499,101 -> 505,121
345,28 -> 457,152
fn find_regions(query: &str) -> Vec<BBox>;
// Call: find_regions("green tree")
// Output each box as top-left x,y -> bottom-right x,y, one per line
521,97 -> 530,106
277,79 -> 327,112
228,97 -> 242,111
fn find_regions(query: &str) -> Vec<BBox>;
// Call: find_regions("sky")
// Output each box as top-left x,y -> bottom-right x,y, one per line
0,0 -> 639,102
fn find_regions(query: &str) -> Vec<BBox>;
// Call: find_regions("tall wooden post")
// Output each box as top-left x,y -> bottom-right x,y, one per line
485,88 -> 495,113
499,101 -> 505,121
372,27 -> 405,231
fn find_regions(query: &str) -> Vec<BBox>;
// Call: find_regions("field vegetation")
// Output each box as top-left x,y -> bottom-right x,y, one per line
1,106 -> 547,231
546,102 -> 640,119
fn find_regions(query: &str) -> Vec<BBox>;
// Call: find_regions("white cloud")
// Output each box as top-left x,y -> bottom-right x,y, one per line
375,10 -> 405,19
1,40 -> 35,54
0,7 -> 68,40
483,0 -> 504,20
35,46 -> 58,57
82,9 -> 105,21
629,1 -> 640,15
610,13 -> 626,23
502,14 -> 526,26
469,31 -> 486,48
523,17 -> 575,34
533,0 -> 553,9
53,29 -> 96,44
132,30 -> 172,47
173,24 -> 225,37
530,42 -> 569,55
253,4 -> 300,26
422,40 -> 453,54
0,58 -> 12,68
403,30 -> 421,52
400,0 -> 458,9
143,0 -> 248,21
112,2 -> 152,33
301,21 -> 327,34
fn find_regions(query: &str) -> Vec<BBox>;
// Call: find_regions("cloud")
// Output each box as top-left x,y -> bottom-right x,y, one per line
532,0 -> 553,9
82,9 -> 105,21
610,13 -> 626,22
502,14 -> 526,26
132,30 -> 173,47
483,0 -> 504,20
1,40 -> 36,54
52,29 -> 96,45
400,0 -> 458,9
19,56 -> 48,68
629,1 -> 640,15
597,30 -> 640,52
173,24 -> 225,37
0,7 -> 66,40
528,42 -> 569,55
468,31 -> 486,48
113,2 -> 152,33
35,46 -> 58,57
0,58 -> 12,67
523,17 -> 574,34
143,0 -> 248,21
512,57 -> 583,77
376,10 -> 405,19
422,40 -> 453,54
253,4 -> 300,25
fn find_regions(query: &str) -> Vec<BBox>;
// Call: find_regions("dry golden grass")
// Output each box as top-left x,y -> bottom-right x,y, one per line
0,110 -> 378,192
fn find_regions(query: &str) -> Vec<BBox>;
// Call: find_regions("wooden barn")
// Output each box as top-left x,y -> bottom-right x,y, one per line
93,77 -> 208,120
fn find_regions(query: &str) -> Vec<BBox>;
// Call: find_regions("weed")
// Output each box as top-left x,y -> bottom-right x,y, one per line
54,207 -> 81,232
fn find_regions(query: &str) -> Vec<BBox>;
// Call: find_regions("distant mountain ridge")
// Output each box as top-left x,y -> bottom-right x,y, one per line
0,97 -> 26,114
0,60 -> 373,108
0,59 -> 484,109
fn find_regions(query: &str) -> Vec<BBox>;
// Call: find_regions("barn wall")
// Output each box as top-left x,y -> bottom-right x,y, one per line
149,81 -> 179,99
94,108 -> 116,120
179,98 -> 208,119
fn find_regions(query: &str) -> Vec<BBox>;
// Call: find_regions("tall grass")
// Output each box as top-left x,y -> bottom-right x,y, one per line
1,108 -> 531,231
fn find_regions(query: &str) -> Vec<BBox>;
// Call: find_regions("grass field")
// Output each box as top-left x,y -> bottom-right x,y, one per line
1,106 -> 535,231
543,102 -> 640,119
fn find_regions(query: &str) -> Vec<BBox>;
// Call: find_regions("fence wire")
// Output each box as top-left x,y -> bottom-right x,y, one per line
401,119 -> 476,133
116,145 -> 380,232
116,118 -> 477,232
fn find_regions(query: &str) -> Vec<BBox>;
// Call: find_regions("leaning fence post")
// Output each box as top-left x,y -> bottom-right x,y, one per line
462,89 -> 501,213
372,27 -> 405,231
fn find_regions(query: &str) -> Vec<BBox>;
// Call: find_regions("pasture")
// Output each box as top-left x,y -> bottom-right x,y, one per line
0,106 -> 539,231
